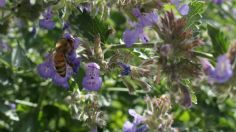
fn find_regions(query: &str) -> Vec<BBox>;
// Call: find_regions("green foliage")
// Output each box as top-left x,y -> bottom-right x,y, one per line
207,24 -> 229,57
186,0 -> 206,30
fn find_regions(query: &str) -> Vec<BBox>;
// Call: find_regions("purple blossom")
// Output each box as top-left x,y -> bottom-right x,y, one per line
200,58 -> 214,75
0,0 -> 5,7
213,0 -> 224,4
132,8 -> 142,18
123,109 -> 147,132
123,8 -> 158,47
171,0 -> 189,16
39,7 -> 55,30
208,55 -> 233,83
82,63 -> 102,91
178,4 -> 189,16
200,55 -> 233,84
123,29 -> 139,47
37,60 -> 55,79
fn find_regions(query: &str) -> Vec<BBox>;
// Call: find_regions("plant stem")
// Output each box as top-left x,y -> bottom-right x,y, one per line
106,43 -> 214,59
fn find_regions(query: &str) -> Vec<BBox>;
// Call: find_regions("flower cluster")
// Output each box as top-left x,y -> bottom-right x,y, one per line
37,33 -> 80,88
123,8 -> 158,47
201,55 -> 233,84
82,63 -> 102,91
39,7 -> 55,30
171,0 -> 190,16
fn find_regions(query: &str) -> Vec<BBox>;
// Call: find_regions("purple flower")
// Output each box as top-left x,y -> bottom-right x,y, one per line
82,63 -> 102,91
39,7 -> 55,30
171,0 -> 189,15
132,8 -> 142,18
201,55 -> 233,84
123,29 -> 139,47
209,55 -> 233,83
178,4 -> 189,16
118,62 -> 131,76
0,0 -> 5,7
200,58 -> 214,75
123,8 -> 158,47
213,0 -> 224,4
137,12 -> 158,27
123,109 -> 147,132
37,59 -> 55,79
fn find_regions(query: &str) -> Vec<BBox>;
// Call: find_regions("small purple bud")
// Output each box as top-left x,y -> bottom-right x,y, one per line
0,0 -> 6,7
180,86 -> 192,108
160,44 -> 172,57
118,62 -> 131,76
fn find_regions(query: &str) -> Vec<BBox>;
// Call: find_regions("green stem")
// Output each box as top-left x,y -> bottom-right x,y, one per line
106,43 -> 214,59
106,42 -> 161,49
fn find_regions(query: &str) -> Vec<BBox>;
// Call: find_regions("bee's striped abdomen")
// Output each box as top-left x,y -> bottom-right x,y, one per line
54,52 -> 66,77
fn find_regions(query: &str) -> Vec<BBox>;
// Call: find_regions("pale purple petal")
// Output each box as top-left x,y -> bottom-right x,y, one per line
132,8 -> 142,18
178,4 -> 189,16
123,29 -> 139,47
82,76 -> 102,91
123,121 -> 135,132
128,109 -> 145,124
209,55 -> 233,83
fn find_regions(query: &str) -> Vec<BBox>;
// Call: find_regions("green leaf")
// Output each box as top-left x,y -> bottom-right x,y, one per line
11,43 -> 32,68
70,12 -> 109,42
186,0 -> 206,30
207,24 -> 229,57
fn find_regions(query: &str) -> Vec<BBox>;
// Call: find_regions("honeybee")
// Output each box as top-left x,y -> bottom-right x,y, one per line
53,38 -> 74,77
